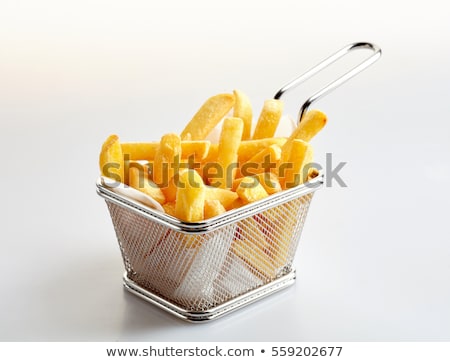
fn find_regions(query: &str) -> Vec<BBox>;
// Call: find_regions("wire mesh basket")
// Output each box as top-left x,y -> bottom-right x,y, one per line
97,175 -> 322,321
96,42 -> 381,322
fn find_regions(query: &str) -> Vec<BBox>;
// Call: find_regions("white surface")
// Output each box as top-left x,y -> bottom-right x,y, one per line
1,0 -> 450,341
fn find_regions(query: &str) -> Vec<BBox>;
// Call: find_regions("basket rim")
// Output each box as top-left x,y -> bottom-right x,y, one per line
96,173 -> 323,233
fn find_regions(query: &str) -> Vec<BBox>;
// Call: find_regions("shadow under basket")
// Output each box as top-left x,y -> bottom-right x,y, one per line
96,174 -> 323,322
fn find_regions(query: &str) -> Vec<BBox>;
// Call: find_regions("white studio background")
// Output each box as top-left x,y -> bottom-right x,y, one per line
1,0 -> 449,341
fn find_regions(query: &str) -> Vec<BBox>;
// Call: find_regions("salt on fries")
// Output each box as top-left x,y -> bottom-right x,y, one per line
99,90 -> 326,223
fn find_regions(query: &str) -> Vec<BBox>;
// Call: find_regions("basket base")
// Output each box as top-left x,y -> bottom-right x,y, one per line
123,270 -> 296,323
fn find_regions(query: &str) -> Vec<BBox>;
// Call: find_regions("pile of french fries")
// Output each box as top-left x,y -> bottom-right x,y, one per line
99,90 -> 327,222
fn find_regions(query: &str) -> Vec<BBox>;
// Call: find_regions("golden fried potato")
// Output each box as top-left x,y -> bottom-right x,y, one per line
122,140 -> 210,161
204,199 -> 226,219
227,197 -> 245,211
233,89 -> 253,140
180,93 -> 235,140
99,90 -> 328,223
236,176 -> 269,204
255,172 -> 282,195
237,137 -> 286,163
280,139 -> 313,188
252,99 -> 284,140
153,133 -> 182,186
121,142 -> 159,161
175,169 -> 205,222
211,117 -> 243,189
180,140 -> 211,160
161,174 -> 178,203
281,109 -> 327,156
237,144 -> 281,178
204,186 -> 239,210
99,134 -> 124,184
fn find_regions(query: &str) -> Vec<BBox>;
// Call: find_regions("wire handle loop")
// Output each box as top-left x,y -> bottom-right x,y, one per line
274,42 -> 382,123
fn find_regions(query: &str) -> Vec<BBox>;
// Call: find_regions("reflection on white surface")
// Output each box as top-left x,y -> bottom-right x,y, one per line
1,0 -> 450,341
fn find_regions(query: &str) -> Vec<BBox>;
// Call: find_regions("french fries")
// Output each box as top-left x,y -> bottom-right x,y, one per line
211,117 -> 244,189
180,93 -> 235,140
233,89 -> 253,140
175,169 -> 205,222
281,109 -> 327,156
237,137 -> 286,163
99,134 -> 124,183
280,139 -> 313,188
161,174 -> 180,203
204,200 -> 226,219
233,172 -> 282,195
122,140 -> 210,161
252,99 -> 284,140
204,186 -> 239,210
236,176 -> 269,204
237,144 -> 281,178
99,89 -> 326,223
153,133 -> 182,186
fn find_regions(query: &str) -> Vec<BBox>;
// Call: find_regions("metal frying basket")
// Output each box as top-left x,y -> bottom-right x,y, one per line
97,42 -> 381,322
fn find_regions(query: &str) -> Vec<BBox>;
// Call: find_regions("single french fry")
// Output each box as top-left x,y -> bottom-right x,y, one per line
237,144 -> 281,178
99,134 -> 124,184
122,140 -> 210,161
162,201 -> 177,217
202,143 -> 218,164
128,167 -> 166,204
153,133 -> 181,186
254,172 -> 282,194
180,93 -> 235,140
233,89 -> 253,140
281,109 -> 327,156
175,169 -> 205,222
161,174 -> 178,203
237,137 -> 286,163
252,99 -> 284,140
228,197 -> 245,210
236,176 -> 269,204
121,142 -> 159,161
231,177 -> 243,191
161,167 -> 197,202
247,144 -> 282,165
211,117 -> 243,189
181,140 -> 211,160
204,186 -> 239,210
204,199 -> 226,219
280,139 -> 313,189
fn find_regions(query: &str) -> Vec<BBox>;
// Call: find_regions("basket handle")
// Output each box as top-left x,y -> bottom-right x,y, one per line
274,42 -> 382,124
